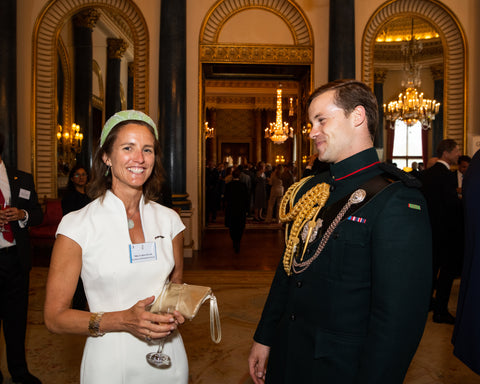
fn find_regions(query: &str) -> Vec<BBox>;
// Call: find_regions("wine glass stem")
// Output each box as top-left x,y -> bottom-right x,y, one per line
156,337 -> 166,354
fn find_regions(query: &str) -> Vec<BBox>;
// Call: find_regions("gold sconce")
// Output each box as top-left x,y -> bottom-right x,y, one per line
302,123 -> 312,136
275,155 -> 286,164
57,123 -> 83,173
204,122 -> 215,139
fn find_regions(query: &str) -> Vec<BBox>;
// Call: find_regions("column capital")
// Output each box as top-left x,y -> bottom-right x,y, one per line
430,64 -> 444,81
107,38 -> 128,59
73,8 -> 100,30
374,69 -> 388,84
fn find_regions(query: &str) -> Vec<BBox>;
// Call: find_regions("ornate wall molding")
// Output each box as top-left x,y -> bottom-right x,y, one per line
32,0 -> 149,197
200,44 -> 313,64
92,59 -> 104,109
362,0 -> 466,150
201,0 -> 312,46
199,0 -> 313,65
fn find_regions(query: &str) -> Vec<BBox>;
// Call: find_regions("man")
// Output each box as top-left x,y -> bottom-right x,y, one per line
0,133 -> 43,383
452,148 -> 480,375
456,155 -> 471,198
224,168 -> 250,253
248,80 -> 432,383
421,139 -> 462,324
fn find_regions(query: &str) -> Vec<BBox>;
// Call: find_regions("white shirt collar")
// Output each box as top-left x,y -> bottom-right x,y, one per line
437,159 -> 450,170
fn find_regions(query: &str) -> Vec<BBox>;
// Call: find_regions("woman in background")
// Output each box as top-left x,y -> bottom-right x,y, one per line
61,165 -> 91,216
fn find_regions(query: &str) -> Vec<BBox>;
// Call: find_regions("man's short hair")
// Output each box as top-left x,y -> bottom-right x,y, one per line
458,155 -> 471,165
436,139 -> 458,158
307,79 -> 378,140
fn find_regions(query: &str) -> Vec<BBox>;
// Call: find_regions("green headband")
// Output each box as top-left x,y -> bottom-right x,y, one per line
100,110 -> 158,146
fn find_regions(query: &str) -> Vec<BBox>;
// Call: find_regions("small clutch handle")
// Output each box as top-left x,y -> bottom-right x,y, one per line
207,293 -> 221,343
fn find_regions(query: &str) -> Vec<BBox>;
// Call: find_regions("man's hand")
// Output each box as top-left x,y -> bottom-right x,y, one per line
248,341 -> 270,384
0,207 -> 25,223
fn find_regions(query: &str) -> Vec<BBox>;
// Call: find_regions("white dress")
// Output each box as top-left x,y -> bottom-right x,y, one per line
56,190 -> 189,384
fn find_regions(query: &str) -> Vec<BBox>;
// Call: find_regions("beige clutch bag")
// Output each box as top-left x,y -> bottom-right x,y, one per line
150,282 -> 221,343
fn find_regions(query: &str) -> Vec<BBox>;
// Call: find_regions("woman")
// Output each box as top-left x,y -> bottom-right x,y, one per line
253,161 -> 267,221
61,164 -> 91,216
61,165 -> 92,311
44,110 -> 188,383
265,165 -> 284,223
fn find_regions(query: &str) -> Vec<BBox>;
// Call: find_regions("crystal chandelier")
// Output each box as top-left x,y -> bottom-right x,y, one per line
204,122 -> 215,139
56,123 -> 83,173
265,87 -> 293,144
383,19 -> 440,130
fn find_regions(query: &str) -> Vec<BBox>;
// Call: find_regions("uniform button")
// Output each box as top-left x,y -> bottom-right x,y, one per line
296,281 -> 303,288
333,233 -> 339,240
290,314 -> 296,321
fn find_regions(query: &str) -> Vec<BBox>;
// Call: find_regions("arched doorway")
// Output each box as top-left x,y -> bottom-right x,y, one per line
362,0 -> 467,153
32,0 -> 149,197
198,0 -> 314,229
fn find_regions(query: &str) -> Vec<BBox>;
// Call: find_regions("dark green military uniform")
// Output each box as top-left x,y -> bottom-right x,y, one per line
254,148 -> 432,383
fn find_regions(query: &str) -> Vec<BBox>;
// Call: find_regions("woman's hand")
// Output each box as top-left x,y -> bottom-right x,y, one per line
120,296 -> 185,341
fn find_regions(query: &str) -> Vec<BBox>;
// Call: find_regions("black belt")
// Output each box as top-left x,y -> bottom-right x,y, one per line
0,246 -> 16,255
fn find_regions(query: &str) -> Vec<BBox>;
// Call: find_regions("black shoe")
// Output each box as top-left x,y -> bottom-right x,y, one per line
433,312 -> 455,324
12,372 -> 42,384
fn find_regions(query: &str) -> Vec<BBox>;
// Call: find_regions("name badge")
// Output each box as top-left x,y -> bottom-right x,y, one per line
19,188 -> 31,200
129,242 -> 157,263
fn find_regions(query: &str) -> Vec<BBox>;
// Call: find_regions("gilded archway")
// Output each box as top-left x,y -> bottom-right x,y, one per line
199,0 -> 313,64
362,0 -> 467,151
32,0 -> 149,197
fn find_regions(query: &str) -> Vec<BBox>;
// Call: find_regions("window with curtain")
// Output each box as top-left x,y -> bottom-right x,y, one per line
392,120 -> 423,169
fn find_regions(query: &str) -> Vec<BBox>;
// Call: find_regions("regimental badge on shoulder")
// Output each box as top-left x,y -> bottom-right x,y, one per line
408,203 -> 421,210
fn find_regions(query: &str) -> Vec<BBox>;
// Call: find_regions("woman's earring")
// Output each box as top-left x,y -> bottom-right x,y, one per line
105,165 -> 111,177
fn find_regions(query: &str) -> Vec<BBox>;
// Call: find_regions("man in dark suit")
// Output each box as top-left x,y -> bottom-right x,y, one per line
0,133 -> 43,384
452,148 -> 480,375
421,139 -> 462,324
224,168 -> 250,253
248,80 -> 432,384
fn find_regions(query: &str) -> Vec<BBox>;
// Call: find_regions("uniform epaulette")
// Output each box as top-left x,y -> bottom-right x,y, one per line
378,162 -> 422,188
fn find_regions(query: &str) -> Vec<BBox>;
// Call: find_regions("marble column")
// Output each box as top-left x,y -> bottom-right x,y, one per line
73,8 -> 99,170
374,69 -> 387,149
127,62 -> 134,110
0,0 -> 16,167
431,64 -> 444,156
106,38 -> 127,120
328,0 -> 355,81
158,0 -> 188,209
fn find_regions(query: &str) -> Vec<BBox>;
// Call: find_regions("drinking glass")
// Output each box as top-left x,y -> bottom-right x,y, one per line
145,306 -> 173,368
0,197 -> 11,232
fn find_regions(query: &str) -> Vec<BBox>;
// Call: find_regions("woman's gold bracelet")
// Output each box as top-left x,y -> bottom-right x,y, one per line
88,312 -> 105,337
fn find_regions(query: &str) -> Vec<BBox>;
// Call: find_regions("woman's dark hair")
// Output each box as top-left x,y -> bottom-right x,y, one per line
87,120 -> 164,202
307,79 -> 378,140
67,164 -> 88,191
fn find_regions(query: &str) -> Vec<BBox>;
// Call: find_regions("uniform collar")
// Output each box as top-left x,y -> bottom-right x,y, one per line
329,148 -> 380,182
